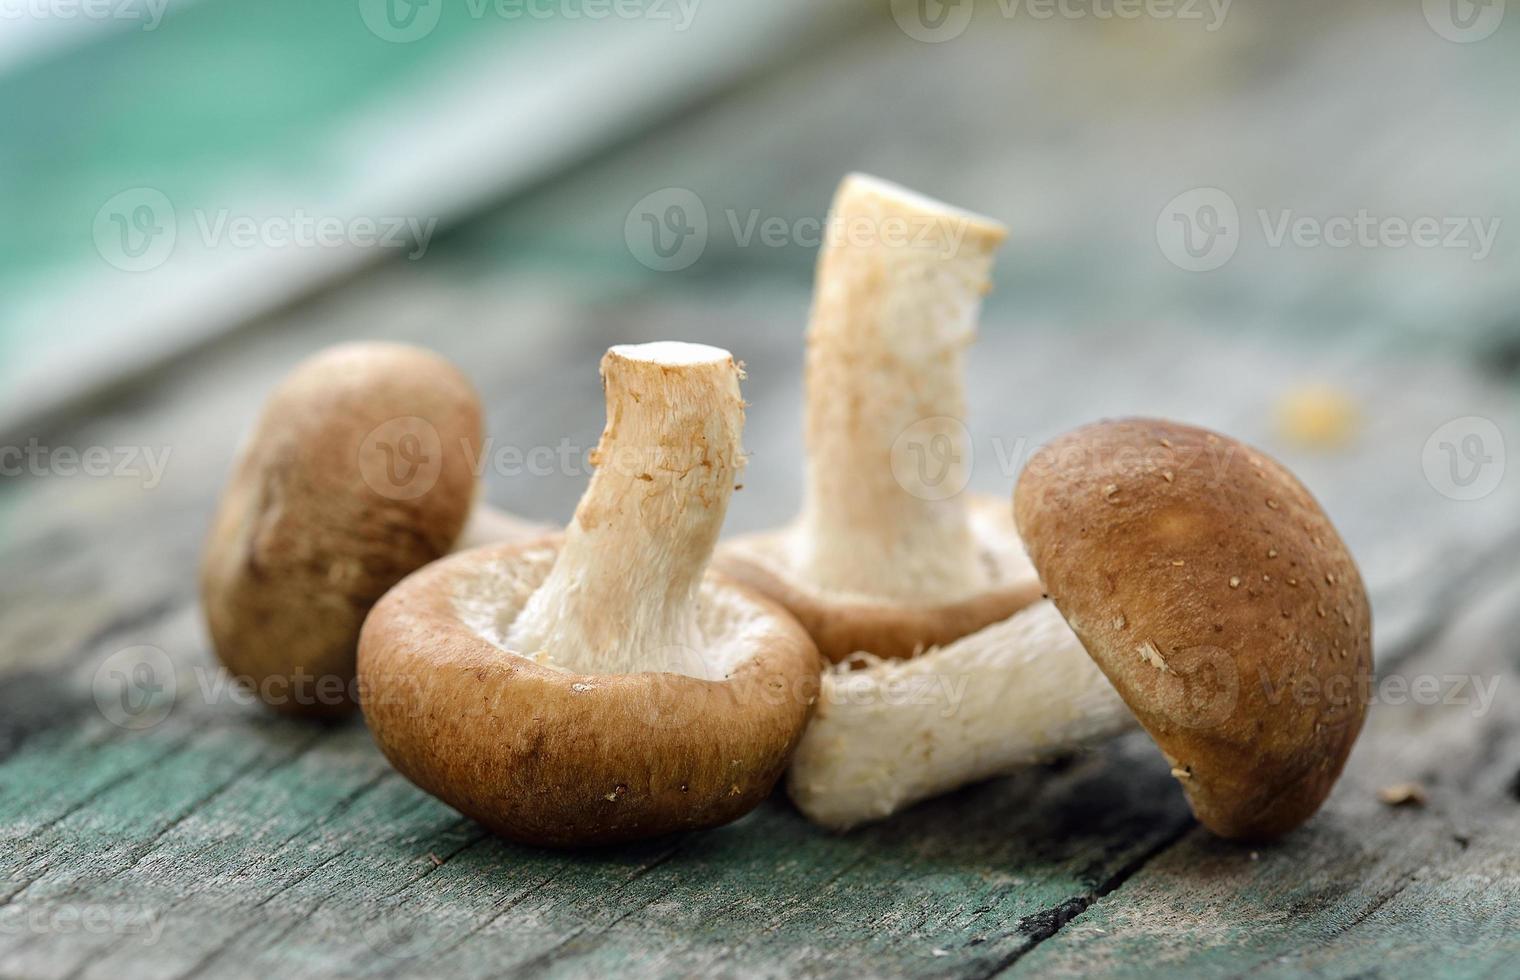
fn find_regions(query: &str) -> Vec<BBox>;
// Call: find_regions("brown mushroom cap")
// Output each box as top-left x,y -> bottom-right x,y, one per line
358,538 -> 821,847
199,342 -> 486,717
717,496 -> 1043,663
1014,418 -> 1372,839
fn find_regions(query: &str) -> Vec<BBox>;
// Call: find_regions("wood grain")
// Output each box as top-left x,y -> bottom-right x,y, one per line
4,4 -> 1520,977
3,265 -> 1517,977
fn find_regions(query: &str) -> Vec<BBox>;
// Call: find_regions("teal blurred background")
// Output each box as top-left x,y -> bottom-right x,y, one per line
4,0 -> 1519,443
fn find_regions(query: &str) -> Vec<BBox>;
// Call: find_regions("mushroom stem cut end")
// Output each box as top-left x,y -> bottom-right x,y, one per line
506,342 -> 745,678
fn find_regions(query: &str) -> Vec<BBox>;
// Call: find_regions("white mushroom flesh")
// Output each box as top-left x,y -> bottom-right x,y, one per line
798,173 -> 1009,602
787,600 -> 1135,829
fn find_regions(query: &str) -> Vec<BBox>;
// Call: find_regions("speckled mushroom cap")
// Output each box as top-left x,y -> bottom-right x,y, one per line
358,539 -> 820,847
1014,418 -> 1372,839
199,342 -> 488,717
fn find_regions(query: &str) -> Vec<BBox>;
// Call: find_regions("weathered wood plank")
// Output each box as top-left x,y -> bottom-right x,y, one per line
5,5 -> 1520,976
3,272 -> 1518,978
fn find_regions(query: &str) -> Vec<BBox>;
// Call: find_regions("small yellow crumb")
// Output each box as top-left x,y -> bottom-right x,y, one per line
1276,383 -> 1359,449
1377,782 -> 1428,807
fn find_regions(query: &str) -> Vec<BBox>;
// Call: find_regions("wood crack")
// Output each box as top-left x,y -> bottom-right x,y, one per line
1236,872 -> 1419,977
980,818 -> 1197,978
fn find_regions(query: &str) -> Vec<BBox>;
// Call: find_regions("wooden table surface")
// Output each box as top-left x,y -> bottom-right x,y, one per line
3,5 -> 1519,978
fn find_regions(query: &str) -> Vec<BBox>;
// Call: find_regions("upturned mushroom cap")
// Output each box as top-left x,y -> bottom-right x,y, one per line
199,342 -> 497,717
1014,418 -> 1372,839
718,498 -> 1044,662
359,342 -> 822,847
359,539 -> 820,847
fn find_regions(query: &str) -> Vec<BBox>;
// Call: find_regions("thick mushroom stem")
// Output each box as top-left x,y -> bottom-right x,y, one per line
799,174 -> 1009,601
788,600 -> 1135,829
507,342 -> 745,678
